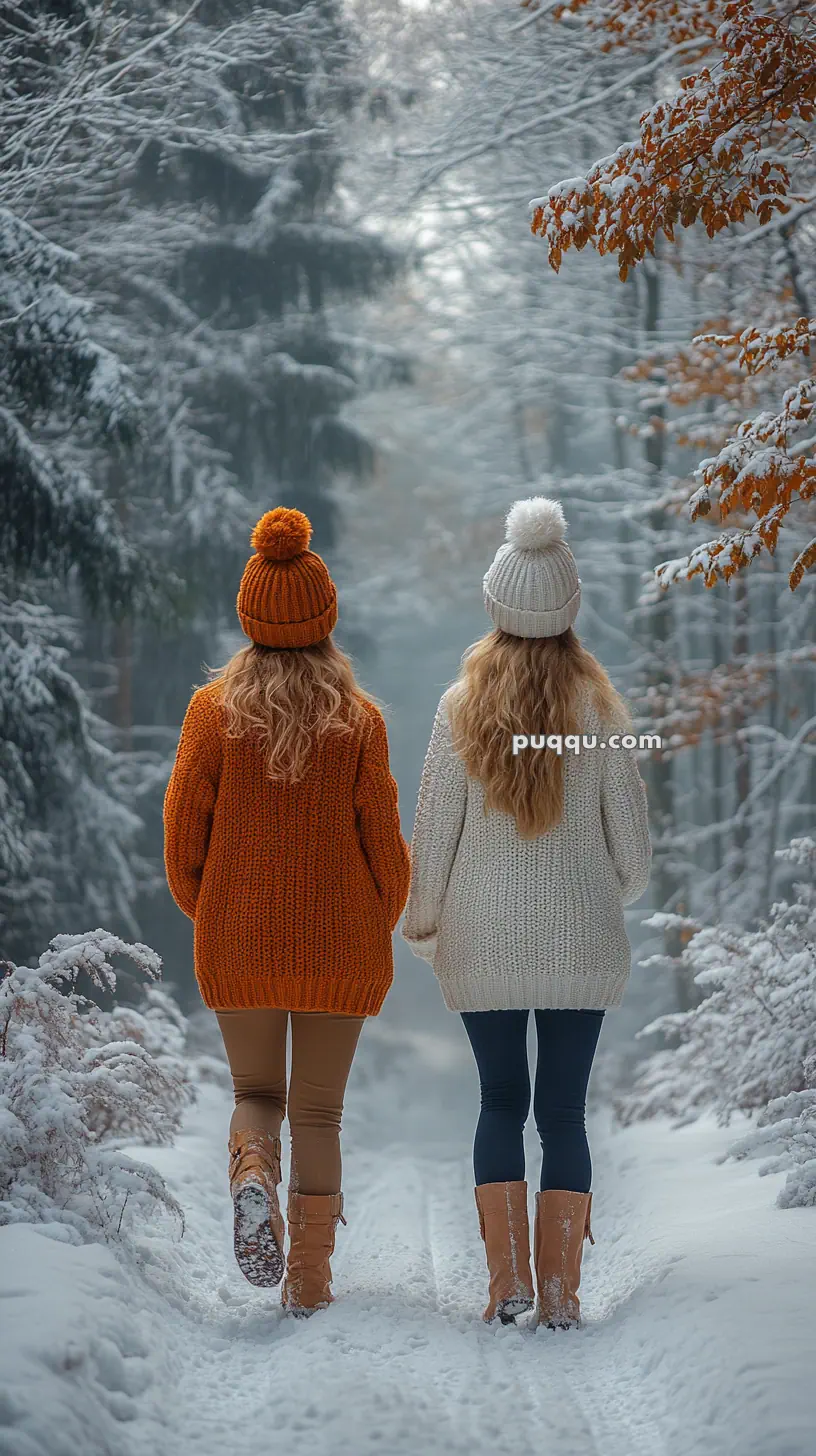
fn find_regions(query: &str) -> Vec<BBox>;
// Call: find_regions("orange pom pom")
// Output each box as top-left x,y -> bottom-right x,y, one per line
251,508 -> 312,561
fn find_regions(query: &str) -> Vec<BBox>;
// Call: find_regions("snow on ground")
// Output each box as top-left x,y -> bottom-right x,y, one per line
1,1019 -> 815,1456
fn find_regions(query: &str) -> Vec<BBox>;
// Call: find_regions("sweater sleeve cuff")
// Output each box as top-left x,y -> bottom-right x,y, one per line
401,929 -> 438,964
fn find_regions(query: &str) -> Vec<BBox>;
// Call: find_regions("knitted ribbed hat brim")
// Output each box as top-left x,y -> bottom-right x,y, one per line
238,596 -> 338,648
482,583 -> 580,639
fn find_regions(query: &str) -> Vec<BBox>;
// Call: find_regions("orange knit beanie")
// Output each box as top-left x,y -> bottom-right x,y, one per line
236,508 -> 338,649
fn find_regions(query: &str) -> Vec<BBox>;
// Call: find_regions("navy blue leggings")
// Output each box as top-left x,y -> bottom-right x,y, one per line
460,1009 -> 604,1192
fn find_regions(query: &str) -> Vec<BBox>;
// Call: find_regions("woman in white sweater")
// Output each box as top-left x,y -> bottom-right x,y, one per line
403,497 -> 651,1330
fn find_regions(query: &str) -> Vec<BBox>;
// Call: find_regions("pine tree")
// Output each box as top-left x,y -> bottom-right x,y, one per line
0,204 -> 157,959
53,0 -> 403,741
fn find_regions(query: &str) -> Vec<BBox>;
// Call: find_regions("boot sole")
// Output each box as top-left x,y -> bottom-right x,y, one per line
496,1296 -> 535,1324
536,1311 -> 582,1331
233,1184 -> 284,1288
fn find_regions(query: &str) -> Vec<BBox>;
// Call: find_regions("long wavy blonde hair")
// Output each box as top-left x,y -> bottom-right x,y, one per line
208,637 -> 373,783
446,628 -> 630,839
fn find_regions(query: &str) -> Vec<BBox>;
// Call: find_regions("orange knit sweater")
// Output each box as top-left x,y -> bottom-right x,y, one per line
163,682 -> 411,1015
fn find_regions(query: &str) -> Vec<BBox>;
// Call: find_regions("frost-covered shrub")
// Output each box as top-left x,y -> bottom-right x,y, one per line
620,840 -> 815,1207
94,984 -> 193,1139
729,1052 -> 816,1209
0,929 -> 190,1242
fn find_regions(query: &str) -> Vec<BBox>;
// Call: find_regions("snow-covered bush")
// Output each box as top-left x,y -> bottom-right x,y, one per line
96,984 -> 193,1139
621,840 -> 815,1206
729,1052 -> 816,1209
0,929 -> 191,1242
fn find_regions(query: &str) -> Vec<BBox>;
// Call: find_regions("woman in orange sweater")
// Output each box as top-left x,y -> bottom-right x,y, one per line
163,508 -> 410,1314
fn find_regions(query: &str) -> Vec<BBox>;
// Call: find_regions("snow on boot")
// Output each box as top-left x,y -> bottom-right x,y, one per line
474,1181 -> 535,1324
533,1189 -> 594,1330
228,1129 -> 285,1288
281,1192 -> 346,1317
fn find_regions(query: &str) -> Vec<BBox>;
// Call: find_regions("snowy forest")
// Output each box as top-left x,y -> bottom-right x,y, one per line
1,1 -> 815,1453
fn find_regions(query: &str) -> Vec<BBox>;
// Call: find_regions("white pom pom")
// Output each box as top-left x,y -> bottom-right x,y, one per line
505,497 -> 567,551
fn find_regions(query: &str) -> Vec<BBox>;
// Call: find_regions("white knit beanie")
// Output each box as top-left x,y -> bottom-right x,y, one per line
483,497 -> 581,638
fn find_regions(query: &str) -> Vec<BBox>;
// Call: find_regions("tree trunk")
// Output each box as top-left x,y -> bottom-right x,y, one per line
638,254 -> 690,1008
710,583 -> 727,921
111,459 -> 133,751
730,571 -> 751,903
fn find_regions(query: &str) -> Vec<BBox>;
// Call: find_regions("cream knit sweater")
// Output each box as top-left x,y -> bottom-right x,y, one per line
402,688 -> 652,1012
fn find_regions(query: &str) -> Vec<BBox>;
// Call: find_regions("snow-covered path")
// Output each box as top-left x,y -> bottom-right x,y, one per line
3,1019 -> 815,1456
144,1133 -> 664,1456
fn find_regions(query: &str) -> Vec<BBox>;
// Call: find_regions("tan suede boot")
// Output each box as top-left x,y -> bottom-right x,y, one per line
228,1129 -> 285,1288
474,1181 -> 535,1324
281,1192 -> 346,1316
533,1189 -> 594,1329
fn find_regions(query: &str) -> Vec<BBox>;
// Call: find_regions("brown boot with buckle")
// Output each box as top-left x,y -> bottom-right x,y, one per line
281,1192 -> 346,1316
475,1181 -> 535,1323
228,1129 -> 285,1287
533,1189 -> 594,1329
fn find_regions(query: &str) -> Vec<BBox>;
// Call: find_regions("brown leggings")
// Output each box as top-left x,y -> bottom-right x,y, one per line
215,1010 -> 365,1197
